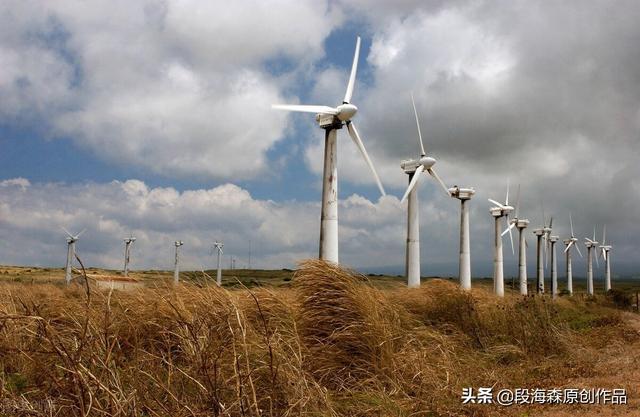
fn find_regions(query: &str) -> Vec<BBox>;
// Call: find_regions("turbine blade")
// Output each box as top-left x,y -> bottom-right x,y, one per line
75,228 -> 87,239
595,249 -> 600,267
271,104 -> 338,115
549,216 -> 553,229
60,226 -> 73,238
576,244 -> 583,258
501,221 -> 515,236
564,240 -> 574,253
346,122 -> 386,196
570,212 -> 575,237
507,216 -> 515,255
488,198 -> 506,209
505,179 -> 510,206
593,226 -> 596,242
602,224 -> 606,246
426,168 -> 450,197
410,92 -> 426,155
343,36 -> 361,104
400,165 -> 424,204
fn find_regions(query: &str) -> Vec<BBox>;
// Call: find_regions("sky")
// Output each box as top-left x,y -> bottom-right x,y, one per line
0,0 -> 638,278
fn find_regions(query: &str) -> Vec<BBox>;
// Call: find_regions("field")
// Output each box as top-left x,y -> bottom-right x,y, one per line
0,262 -> 638,416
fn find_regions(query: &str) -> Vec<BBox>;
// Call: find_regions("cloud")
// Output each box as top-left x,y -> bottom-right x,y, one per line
0,0 -> 342,180
0,178 -> 405,271
0,175 -> 635,277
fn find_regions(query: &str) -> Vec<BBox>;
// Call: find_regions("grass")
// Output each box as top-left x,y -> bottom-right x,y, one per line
0,260 -> 637,416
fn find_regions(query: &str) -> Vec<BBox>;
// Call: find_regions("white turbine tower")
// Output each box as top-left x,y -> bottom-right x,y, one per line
502,186 -> 529,295
532,213 -> 552,294
584,227 -> 599,296
123,235 -> 136,277
549,234 -> 559,299
563,213 -> 583,296
173,240 -> 184,284
488,183 -> 514,297
449,186 -> 475,290
599,225 -> 612,292
62,227 -> 85,285
399,94 -> 450,288
213,241 -> 224,286
272,36 -> 386,264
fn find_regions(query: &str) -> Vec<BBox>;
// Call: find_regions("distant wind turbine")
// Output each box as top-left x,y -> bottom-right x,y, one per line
599,225 -> 612,292
62,227 -> 85,285
532,210 -> 552,294
399,94 -> 450,288
563,212 -> 583,296
213,241 -> 224,286
584,227 -> 599,296
502,185 -> 529,295
123,235 -> 136,277
549,234 -> 559,299
488,182 -> 514,297
449,186 -> 475,290
173,240 -> 184,284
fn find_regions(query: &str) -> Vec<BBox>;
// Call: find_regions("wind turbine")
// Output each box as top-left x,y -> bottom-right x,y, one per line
584,227 -> 599,296
488,182 -> 514,297
213,241 -> 224,286
62,227 -> 85,285
399,94 -> 450,288
549,234 -> 559,299
502,186 -> 529,295
563,213 -> 583,296
123,235 -> 136,277
532,212 -> 552,294
272,36 -> 386,264
173,240 -> 184,284
599,225 -> 612,291
449,186 -> 475,290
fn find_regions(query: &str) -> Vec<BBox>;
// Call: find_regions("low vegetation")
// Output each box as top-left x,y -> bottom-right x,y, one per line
0,260 -> 637,416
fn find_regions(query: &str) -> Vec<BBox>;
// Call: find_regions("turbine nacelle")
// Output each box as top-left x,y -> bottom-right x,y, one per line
449,186 -> 475,200
175,241 -> 184,247
490,206 -> 513,217
400,156 -> 436,173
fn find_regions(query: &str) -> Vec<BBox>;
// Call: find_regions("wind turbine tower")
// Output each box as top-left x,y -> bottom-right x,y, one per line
173,240 -> 184,284
563,213 -> 582,296
449,186 -> 475,290
502,186 -> 528,295
62,228 -> 85,285
488,183 -> 514,297
123,235 -> 136,277
599,226 -> 612,291
272,36 -> 386,264
549,235 -> 559,299
532,215 -> 551,294
399,94 -> 450,288
214,241 -> 224,286
584,227 -> 599,296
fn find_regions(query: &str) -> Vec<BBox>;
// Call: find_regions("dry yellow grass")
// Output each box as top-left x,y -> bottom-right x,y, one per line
0,259 -> 637,416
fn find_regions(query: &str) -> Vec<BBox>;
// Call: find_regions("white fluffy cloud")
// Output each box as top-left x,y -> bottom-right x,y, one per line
1,176 -> 637,277
0,178 -> 407,271
0,0 -> 341,180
